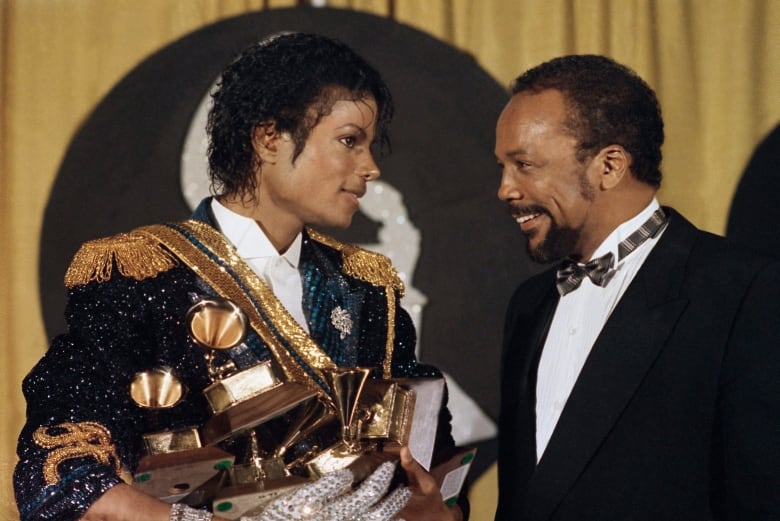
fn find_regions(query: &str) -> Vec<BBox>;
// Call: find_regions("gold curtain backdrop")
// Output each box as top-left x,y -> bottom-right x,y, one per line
1,1 -> 778,519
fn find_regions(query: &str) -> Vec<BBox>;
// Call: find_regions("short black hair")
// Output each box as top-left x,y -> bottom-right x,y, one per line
512,55 -> 664,187
207,32 -> 394,198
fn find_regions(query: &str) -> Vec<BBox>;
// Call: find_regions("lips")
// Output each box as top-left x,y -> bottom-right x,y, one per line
510,205 -> 547,231
515,213 -> 540,224
341,186 -> 365,208
342,184 -> 366,199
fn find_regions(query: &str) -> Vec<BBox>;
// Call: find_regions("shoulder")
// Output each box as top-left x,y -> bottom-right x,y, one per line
665,208 -> 774,271
511,265 -> 556,300
655,208 -> 780,298
305,227 -> 404,295
64,227 -> 178,288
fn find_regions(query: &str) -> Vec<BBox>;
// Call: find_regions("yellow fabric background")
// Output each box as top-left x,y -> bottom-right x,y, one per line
1,1 -> 778,519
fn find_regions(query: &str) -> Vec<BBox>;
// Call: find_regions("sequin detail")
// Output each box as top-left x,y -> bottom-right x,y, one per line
64,232 -> 178,288
306,228 -> 404,296
32,422 -> 120,485
307,228 -> 399,379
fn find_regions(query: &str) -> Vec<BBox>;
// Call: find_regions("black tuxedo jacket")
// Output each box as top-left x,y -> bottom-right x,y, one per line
496,208 -> 780,520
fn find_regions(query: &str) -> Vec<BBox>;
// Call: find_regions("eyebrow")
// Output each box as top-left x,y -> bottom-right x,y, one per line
503,148 -> 531,158
337,123 -> 370,138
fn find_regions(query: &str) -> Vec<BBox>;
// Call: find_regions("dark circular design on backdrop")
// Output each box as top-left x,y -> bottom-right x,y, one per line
40,7 -> 541,478
727,123 -> 780,259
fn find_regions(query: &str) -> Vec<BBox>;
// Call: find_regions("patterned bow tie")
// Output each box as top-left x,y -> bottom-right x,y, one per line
555,208 -> 668,296
556,252 -> 615,296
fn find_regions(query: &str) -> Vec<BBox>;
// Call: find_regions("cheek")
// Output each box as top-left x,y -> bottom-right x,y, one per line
303,153 -> 349,182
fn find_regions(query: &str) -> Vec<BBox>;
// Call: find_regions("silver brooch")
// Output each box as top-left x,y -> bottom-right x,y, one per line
330,306 -> 353,340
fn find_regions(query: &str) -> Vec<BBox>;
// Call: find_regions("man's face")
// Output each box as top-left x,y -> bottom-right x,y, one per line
256,97 -> 381,231
495,89 -> 600,263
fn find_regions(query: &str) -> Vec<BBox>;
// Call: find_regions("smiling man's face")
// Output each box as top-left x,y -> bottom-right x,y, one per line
495,89 -> 601,263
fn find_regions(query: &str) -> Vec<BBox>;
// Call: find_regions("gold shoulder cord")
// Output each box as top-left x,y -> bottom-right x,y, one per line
64,232 -> 178,288
33,422 -> 121,485
136,221 -> 335,393
307,228 -> 404,379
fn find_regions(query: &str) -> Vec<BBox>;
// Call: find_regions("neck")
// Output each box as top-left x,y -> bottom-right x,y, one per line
217,195 -> 302,254
576,188 -> 657,261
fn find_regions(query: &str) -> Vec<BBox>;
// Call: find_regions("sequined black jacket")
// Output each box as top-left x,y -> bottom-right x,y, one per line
14,199 -> 456,520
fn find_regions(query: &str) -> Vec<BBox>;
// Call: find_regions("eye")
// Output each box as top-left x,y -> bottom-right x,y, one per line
515,159 -> 531,169
340,136 -> 357,148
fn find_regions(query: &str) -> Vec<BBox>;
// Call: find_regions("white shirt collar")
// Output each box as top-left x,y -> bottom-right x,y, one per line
588,198 -> 661,264
210,198 -> 302,268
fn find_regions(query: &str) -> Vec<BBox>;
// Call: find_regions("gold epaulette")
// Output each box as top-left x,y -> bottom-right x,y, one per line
307,227 -> 405,297
64,231 -> 178,288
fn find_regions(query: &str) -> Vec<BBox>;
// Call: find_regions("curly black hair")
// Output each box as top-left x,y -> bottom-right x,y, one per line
207,32 -> 394,198
512,55 -> 664,187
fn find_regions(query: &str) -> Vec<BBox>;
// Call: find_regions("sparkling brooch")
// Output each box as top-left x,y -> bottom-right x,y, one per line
330,306 -> 353,340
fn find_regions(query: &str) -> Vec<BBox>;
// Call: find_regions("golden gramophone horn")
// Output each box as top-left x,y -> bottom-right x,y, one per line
186,298 -> 247,350
323,367 -> 372,447
130,366 -> 186,409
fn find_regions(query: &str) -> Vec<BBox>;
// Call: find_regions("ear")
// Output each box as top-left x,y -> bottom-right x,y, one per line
251,121 -> 281,164
594,145 -> 630,190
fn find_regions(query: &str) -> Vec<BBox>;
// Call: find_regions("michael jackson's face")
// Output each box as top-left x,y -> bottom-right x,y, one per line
254,97 -> 381,234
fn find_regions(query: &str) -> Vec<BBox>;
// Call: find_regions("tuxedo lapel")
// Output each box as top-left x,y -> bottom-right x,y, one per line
497,272 -> 559,519
523,209 -> 695,520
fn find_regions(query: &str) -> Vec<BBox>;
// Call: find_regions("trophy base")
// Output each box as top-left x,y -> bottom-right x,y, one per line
132,446 -> 234,503
211,476 -> 310,520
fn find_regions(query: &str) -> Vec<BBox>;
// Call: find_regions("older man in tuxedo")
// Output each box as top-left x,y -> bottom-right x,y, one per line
493,54 -> 780,520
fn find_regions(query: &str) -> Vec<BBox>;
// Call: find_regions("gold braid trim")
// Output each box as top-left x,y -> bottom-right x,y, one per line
33,422 -> 121,486
136,222 -> 335,393
307,227 -> 400,379
307,228 -> 405,296
64,232 -> 178,288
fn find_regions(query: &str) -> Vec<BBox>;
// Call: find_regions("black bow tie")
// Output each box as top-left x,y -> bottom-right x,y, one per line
555,208 -> 669,296
556,253 -> 615,296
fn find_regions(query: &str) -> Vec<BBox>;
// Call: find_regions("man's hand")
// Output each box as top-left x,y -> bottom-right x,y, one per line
398,447 -> 462,521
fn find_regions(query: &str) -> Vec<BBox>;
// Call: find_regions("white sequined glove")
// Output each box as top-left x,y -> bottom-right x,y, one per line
240,461 -> 409,521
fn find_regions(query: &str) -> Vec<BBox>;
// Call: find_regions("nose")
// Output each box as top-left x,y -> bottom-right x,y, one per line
497,169 -> 522,202
356,153 -> 381,181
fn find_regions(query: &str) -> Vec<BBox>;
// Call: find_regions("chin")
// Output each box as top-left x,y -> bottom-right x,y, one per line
316,213 -> 354,230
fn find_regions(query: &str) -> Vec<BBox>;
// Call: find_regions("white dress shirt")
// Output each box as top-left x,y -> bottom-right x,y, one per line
535,199 -> 665,461
210,199 -> 309,332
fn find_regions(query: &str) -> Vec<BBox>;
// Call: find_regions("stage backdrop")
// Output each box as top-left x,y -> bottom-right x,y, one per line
2,1 -> 779,520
